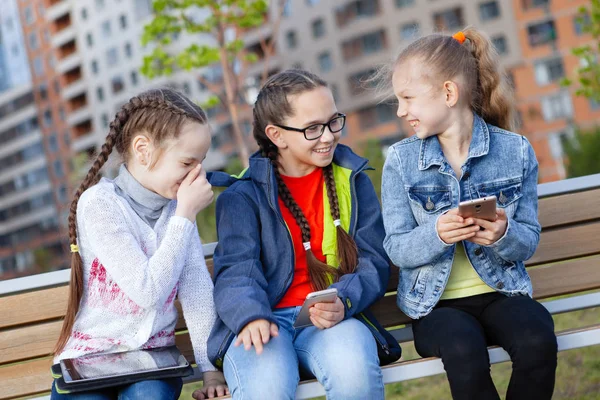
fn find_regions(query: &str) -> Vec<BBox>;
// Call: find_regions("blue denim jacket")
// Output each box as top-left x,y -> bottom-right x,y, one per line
207,144 -> 393,367
381,114 -> 541,319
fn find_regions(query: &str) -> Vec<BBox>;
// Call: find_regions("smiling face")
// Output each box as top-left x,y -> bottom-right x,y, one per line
392,60 -> 452,140
267,86 -> 342,177
132,121 -> 211,199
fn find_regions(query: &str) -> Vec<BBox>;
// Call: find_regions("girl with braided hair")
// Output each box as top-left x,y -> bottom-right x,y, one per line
51,88 -> 227,399
206,69 -> 400,400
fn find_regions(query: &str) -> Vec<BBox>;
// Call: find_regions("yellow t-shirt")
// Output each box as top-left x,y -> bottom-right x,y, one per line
440,242 -> 495,300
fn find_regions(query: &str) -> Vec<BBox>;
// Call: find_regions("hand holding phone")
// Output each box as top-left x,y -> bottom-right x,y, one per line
437,208 -> 480,245
467,207 -> 508,246
293,288 -> 340,328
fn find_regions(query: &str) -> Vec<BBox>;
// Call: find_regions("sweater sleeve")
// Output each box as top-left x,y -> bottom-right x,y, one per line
177,227 -> 218,373
79,194 -> 195,310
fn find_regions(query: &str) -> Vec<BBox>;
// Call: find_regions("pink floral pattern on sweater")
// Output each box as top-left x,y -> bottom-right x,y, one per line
87,258 -> 142,315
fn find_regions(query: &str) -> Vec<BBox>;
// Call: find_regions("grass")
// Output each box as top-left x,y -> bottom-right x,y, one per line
179,306 -> 600,399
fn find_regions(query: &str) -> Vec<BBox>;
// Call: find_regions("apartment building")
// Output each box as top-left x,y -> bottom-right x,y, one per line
0,1 -> 65,278
511,0 -> 600,182
274,0 -> 523,150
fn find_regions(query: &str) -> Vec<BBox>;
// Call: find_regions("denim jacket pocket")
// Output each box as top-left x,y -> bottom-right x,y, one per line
407,186 -> 452,225
475,178 -> 523,218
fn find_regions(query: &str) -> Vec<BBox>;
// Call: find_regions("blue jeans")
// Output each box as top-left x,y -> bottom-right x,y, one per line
223,307 -> 384,400
50,378 -> 182,399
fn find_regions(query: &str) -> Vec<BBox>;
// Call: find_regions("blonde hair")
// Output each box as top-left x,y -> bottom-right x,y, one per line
394,27 -> 516,131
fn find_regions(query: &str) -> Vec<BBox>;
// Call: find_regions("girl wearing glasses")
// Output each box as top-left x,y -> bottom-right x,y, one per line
206,69 -> 400,399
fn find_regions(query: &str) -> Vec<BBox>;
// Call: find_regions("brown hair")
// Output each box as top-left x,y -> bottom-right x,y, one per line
394,27 -> 515,130
252,69 -> 358,291
55,89 -> 208,355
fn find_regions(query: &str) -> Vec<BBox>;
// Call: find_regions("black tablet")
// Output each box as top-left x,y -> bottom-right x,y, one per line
60,345 -> 189,384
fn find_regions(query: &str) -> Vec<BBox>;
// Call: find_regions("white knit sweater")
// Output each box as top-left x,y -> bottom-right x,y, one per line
54,178 -> 217,372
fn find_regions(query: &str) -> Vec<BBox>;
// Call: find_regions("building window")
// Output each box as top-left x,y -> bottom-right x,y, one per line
283,0 -> 292,17
400,22 -> 419,41
101,113 -> 109,128
97,86 -> 105,102
306,0 -> 320,6
48,135 -> 59,153
124,42 -> 133,58
540,91 -> 573,121
183,82 -> 191,95
492,35 -> 508,55
574,13 -> 591,36
286,31 -> 297,49
433,7 -> 464,31
43,109 -> 53,127
342,30 -> 386,61
102,21 -> 112,37
522,0 -> 549,10
54,160 -> 64,178
534,57 -> 565,86
33,57 -> 44,76
134,0 -> 153,19
131,70 -> 139,86
86,33 -> 94,47
318,51 -> 333,73
336,0 -> 379,27
95,0 -> 105,10
29,32 -> 39,50
527,20 -> 556,47
111,76 -> 125,94
81,8 -> 88,20
38,84 -> 48,101
59,107 -> 65,121
479,1 -> 500,21
106,47 -> 119,66
358,103 -> 396,129
312,18 -> 325,38
24,7 -> 35,25
91,60 -> 99,74
120,15 -> 128,29
396,0 -> 414,8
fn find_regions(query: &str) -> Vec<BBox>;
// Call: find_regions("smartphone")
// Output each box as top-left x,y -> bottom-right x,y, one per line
458,195 -> 497,221
293,288 -> 338,328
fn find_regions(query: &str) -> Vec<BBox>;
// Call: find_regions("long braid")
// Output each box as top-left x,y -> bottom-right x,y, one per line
323,165 -> 358,276
55,90 -> 204,355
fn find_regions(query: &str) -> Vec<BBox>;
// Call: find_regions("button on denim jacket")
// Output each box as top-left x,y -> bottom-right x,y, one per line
382,114 -> 541,319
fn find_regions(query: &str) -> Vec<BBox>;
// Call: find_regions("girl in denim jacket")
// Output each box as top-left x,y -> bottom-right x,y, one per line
381,28 -> 557,400
207,69 -> 399,399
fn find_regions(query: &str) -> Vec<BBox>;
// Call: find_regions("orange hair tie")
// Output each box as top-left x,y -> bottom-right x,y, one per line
452,31 -> 466,44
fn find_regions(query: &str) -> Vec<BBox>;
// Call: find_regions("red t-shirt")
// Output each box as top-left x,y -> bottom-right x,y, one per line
275,167 -> 326,308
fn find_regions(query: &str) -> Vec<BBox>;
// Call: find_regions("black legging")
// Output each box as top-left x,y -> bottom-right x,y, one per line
412,292 -> 557,400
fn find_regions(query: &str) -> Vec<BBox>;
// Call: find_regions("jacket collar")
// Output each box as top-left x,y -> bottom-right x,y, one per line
418,113 -> 490,171
208,143 -> 370,188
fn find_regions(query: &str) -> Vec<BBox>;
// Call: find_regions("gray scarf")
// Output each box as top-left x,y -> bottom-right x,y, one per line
113,164 -> 170,228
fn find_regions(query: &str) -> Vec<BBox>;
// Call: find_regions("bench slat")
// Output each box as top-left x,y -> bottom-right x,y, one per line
537,188 -> 600,229
0,286 -> 68,330
373,255 -> 600,328
0,357 -> 52,400
527,222 -> 600,265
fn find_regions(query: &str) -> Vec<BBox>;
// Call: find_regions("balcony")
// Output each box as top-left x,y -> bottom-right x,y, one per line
56,52 -> 81,75
46,1 -> 70,22
67,106 -> 92,128
72,131 -> 98,153
61,78 -> 86,101
51,25 -> 76,49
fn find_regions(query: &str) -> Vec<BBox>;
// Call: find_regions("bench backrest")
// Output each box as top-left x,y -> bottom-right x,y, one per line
1,174 -> 600,399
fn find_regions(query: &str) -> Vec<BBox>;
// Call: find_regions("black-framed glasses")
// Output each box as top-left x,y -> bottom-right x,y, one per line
273,113 -> 346,140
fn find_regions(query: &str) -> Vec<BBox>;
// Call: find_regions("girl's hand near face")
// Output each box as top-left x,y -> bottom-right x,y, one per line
467,208 -> 508,246
436,208 -> 480,244
175,164 -> 214,222
235,319 -> 279,355
309,297 -> 345,329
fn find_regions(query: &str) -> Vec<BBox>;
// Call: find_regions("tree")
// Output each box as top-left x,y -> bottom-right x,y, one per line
561,1 -> 600,101
561,127 -> 600,178
559,0 -> 600,178
141,0 -> 285,168
360,139 -> 386,201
